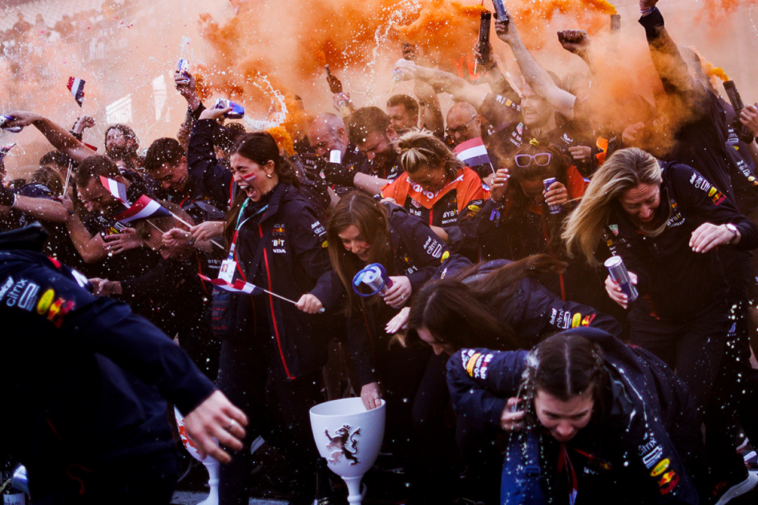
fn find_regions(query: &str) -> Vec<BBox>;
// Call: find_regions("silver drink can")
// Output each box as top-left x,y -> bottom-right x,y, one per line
543,177 -> 561,214
604,256 -> 638,301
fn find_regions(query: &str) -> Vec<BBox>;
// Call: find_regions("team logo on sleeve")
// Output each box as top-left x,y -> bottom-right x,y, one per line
463,351 -> 494,379
5,279 -> 40,311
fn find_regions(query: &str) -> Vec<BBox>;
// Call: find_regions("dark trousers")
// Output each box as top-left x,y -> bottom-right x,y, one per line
706,255 -> 758,481
628,304 -> 727,416
628,302 -> 751,484
216,337 -> 324,505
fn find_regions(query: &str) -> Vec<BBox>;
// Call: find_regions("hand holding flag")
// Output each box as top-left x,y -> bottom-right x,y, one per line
199,274 -> 325,313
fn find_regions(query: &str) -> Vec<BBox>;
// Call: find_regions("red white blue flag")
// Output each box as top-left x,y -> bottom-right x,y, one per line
67,77 -> 85,107
198,274 -> 263,295
99,176 -> 127,203
115,195 -> 171,224
453,137 -> 493,170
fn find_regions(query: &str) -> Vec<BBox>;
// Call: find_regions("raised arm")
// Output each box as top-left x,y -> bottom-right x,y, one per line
7,111 -> 97,162
393,59 -> 491,109
494,11 -> 576,118
637,0 -> 706,104
0,187 -> 70,223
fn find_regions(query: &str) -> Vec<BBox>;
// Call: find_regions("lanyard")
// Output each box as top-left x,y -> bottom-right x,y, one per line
228,198 -> 268,259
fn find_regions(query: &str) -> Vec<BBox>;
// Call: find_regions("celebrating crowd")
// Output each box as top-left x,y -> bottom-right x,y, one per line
3,0 -> 758,504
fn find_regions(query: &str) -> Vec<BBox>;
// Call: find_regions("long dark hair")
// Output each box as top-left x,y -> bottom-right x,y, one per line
521,332 -> 608,428
326,191 -> 395,314
502,142 -> 571,259
224,132 -> 300,245
404,254 -> 565,350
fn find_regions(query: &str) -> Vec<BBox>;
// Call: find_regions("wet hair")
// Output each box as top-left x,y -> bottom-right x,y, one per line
73,155 -> 120,188
520,332 -> 609,427
397,129 -> 463,182
39,151 -> 77,171
404,255 -> 564,350
144,138 -> 185,173
223,132 -> 300,244
387,94 -> 420,117
326,191 -> 395,314
348,107 -> 391,146
563,148 -> 664,266
29,166 -> 64,196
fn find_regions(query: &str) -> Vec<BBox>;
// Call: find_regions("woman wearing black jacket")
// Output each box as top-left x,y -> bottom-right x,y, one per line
563,147 -> 758,501
326,190 -> 453,505
403,255 -> 622,505
218,133 -> 341,505
447,329 -> 705,505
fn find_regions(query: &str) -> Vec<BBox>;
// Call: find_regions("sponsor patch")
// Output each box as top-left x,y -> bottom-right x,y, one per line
651,458 -> 670,477
37,289 -> 55,315
5,279 -> 40,311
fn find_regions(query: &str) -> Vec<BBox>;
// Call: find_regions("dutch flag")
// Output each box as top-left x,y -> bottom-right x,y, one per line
99,176 -> 128,203
115,195 -> 172,224
198,274 -> 263,295
67,77 -> 85,107
454,137 -> 494,172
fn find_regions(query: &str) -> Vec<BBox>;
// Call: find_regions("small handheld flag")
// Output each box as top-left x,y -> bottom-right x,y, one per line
454,137 -> 494,172
99,176 -> 128,203
67,77 -> 85,107
198,274 -> 325,313
115,195 -> 172,224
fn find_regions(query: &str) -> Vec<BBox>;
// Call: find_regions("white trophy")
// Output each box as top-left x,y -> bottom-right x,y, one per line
310,398 -> 386,505
174,407 -> 220,505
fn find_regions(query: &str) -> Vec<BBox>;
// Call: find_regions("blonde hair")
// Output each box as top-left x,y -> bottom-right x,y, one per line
562,148 -> 663,266
397,129 -> 463,181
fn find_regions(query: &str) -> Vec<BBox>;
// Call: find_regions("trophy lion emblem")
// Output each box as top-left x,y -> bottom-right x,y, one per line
324,425 -> 361,465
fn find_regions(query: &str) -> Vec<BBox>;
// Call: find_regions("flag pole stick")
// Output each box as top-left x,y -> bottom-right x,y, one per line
62,159 -> 73,197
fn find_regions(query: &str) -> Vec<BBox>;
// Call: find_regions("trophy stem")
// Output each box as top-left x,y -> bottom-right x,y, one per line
342,475 -> 365,505
197,458 -> 219,505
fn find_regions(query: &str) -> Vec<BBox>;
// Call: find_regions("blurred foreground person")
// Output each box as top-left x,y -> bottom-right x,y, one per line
0,224 -> 247,505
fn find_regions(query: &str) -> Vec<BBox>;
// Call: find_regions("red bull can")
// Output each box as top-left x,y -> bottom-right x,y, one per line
543,177 -> 562,214
0,115 -> 23,133
353,263 -> 394,297
492,0 -> 507,19
604,256 -> 638,301
214,98 -> 245,119
177,59 -> 190,84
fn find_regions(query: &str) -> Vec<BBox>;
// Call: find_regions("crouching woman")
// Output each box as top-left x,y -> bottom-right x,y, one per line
447,328 -> 705,505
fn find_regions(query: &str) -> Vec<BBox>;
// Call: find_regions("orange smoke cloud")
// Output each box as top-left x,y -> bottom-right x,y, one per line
195,0 -> 621,138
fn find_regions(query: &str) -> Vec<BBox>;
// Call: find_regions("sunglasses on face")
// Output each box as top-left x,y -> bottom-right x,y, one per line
514,152 -> 552,167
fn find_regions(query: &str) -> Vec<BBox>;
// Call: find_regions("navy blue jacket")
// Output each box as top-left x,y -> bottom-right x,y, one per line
447,328 -> 699,504
598,162 -> 758,320
347,204 -> 449,386
0,225 -> 215,500
466,260 -> 622,346
233,182 -> 343,379
187,118 -> 235,213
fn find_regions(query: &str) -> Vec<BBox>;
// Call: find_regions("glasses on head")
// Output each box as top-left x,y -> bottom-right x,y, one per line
445,116 -> 477,136
514,153 -> 552,168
